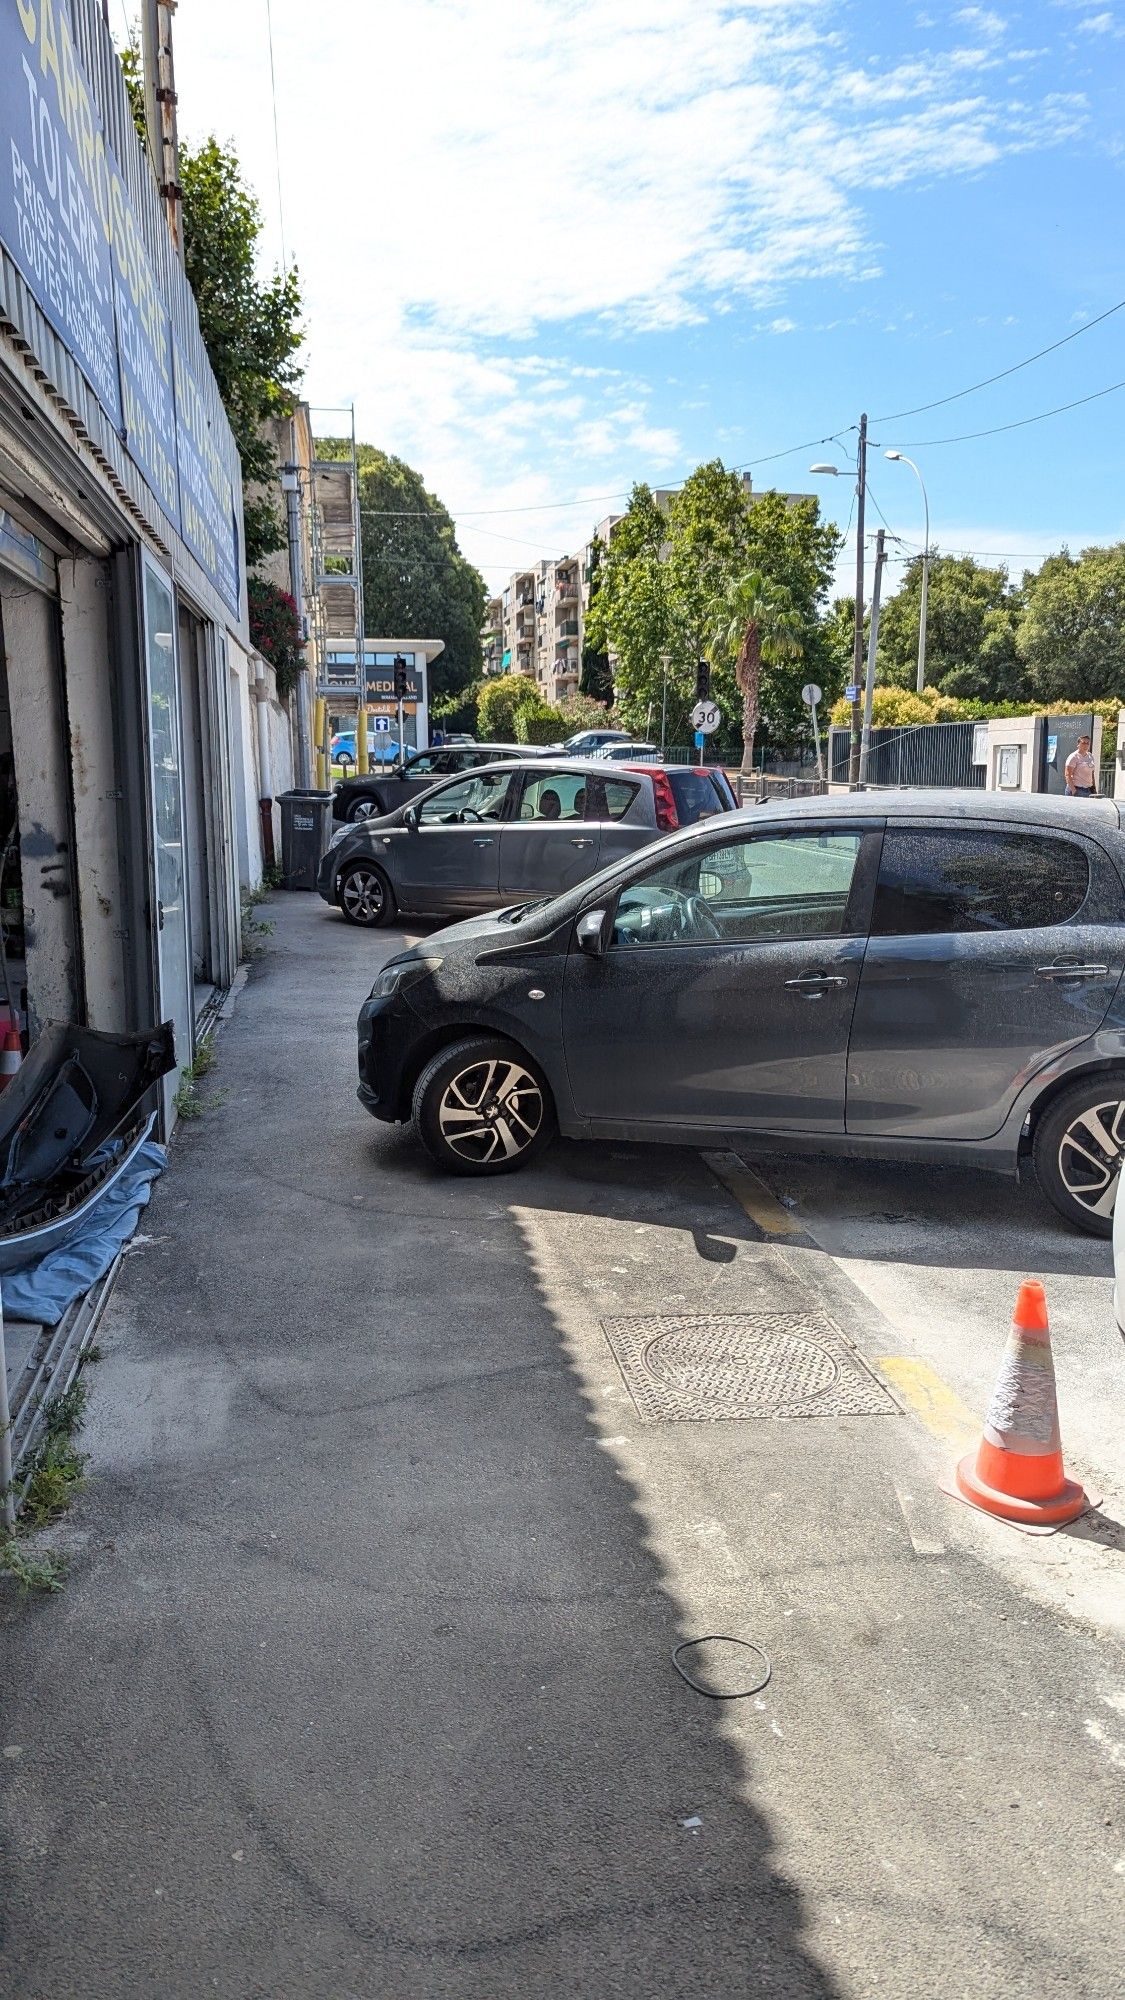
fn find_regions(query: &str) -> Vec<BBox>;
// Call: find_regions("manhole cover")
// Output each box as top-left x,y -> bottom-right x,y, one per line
601,1310 -> 896,1422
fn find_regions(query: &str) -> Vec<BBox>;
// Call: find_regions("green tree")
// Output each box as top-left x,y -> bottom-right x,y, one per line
589,466 -> 842,751
114,33 -> 303,574
318,445 -> 486,701
739,491 -> 842,746
1018,544 -> 1125,702
709,572 -> 804,774
476,674 -> 538,742
579,537 -> 613,702
585,484 -> 687,733
876,554 -> 1025,701
179,138 -> 303,571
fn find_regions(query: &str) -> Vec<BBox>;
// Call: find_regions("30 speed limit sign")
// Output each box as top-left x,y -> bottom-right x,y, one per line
690,699 -> 721,735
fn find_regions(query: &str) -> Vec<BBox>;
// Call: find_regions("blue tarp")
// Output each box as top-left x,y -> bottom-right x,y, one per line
0,1140 -> 166,1325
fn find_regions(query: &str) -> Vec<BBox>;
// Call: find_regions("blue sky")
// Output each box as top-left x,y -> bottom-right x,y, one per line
169,0 -> 1125,597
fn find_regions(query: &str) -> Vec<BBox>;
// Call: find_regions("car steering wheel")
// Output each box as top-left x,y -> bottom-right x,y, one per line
682,892 -> 723,940
458,807 -> 484,823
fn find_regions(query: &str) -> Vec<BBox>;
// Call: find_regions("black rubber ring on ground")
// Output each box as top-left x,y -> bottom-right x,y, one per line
671,1636 -> 772,1699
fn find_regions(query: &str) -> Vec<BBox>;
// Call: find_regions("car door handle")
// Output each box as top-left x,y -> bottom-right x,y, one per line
785,971 -> 848,995
570,837 -> 594,848
1035,961 -> 1107,980
473,837 -> 495,847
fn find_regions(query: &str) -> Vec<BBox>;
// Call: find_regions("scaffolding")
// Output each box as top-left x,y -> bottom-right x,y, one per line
306,405 -> 365,786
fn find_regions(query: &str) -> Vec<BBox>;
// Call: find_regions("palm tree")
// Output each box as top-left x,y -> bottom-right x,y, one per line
708,571 -> 803,778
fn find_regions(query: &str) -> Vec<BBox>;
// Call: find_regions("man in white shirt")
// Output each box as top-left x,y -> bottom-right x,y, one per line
1064,736 -> 1097,797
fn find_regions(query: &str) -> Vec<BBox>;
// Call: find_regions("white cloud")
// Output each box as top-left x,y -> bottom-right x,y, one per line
170,0 -> 1093,587
954,7 -> 1007,35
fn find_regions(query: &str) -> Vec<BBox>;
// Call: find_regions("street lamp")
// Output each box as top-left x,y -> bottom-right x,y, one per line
885,450 -> 930,695
811,418 -> 868,788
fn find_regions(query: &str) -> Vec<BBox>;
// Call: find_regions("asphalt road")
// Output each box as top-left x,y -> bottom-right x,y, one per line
1,891 -> 1122,2000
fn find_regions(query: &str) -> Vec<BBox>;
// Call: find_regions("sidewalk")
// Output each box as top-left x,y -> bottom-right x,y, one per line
1,892 -> 1122,2000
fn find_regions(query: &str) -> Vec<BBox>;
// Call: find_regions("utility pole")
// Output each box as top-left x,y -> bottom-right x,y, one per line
281,447 -> 312,788
848,412 -> 868,788
141,2 -> 183,259
858,528 -> 886,789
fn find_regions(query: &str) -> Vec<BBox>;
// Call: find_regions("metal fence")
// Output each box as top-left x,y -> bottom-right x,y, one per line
829,721 -> 986,790
752,775 -> 828,802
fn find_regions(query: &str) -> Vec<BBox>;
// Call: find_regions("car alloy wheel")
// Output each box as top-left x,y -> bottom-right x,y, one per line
437,1055 -> 544,1166
339,862 -> 390,927
347,797 -> 377,822
1056,1095 -> 1125,1222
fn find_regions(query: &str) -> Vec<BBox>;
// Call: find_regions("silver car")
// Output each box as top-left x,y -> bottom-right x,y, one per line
317,757 -> 737,928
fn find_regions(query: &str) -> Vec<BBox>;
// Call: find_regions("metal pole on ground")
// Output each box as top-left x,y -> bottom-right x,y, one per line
0,1284 -> 15,1531
810,417 -> 867,788
858,528 -> 886,790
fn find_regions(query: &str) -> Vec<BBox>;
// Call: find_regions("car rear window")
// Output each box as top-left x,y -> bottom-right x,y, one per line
871,827 -> 1090,935
594,778 -> 640,820
667,769 -> 734,824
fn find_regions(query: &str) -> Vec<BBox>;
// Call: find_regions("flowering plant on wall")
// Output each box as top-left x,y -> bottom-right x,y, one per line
248,578 -> 304,697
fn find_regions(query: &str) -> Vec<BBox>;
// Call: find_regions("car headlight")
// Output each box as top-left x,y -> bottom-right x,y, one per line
368,955 -> 443,1001
328,824 -> 351,850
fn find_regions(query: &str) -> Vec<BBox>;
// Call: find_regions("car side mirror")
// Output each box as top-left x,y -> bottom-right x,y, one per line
404,806 -> 419,831
576,909 -> 607,957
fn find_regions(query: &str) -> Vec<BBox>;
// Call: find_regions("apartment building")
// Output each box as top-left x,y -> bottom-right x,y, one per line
479,482 -> 815,696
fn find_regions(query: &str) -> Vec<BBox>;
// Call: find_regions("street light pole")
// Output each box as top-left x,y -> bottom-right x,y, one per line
885,451 -> 930,694
811,415 -> 867,788
859,528 -> 886,789
850,414 -> 867,787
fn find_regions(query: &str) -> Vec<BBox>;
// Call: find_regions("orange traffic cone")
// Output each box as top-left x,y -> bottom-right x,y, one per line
0,1023 -> 21,1092
951,1280 -> 1089,1529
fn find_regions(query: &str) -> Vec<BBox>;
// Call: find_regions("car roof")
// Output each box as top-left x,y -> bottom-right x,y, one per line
732,787 -> 1122,831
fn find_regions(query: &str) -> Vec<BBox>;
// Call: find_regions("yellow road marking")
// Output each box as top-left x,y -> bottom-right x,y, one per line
702,1150 -> 801,1236
875,1357 -> 978,1445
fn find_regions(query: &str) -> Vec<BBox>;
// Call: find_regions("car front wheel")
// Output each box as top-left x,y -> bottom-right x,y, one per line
413,1036 -> 555,1175
346,794 -> 379,823
1032,1071 -> 1125,1236
338,860 -> 395,928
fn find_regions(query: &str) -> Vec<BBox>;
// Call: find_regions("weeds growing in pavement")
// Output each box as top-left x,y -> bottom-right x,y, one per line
0,1540 -> 68,1593
172,1036 -> 229,1119
23,1381 -> 89,1527
240,886 -> 275,958
0,1374 -> 91,1594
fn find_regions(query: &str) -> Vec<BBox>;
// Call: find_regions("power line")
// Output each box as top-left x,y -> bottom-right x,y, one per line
898,375 -> 1125,447
873,295 -> 1125,424
264,0 -> 288,270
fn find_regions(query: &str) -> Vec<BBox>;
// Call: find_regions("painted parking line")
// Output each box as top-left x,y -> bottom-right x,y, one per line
702,1150 -> 801,1236
874,1356 -> 979,1446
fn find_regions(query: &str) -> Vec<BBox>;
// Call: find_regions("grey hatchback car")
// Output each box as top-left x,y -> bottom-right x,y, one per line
355,790 -> 1125,1234
319,758 -> 737,925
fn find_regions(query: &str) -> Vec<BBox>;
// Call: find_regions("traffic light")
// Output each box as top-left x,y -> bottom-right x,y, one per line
392,654 -> 409,699
695,658 -> 710,702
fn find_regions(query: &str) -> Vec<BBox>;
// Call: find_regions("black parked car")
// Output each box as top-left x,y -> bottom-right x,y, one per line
355,790 -> 1125,1234
332,744 -> 526,823
320,758 -> 737,926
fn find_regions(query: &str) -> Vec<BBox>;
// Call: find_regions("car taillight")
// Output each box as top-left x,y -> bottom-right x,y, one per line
625,765 -> 679,831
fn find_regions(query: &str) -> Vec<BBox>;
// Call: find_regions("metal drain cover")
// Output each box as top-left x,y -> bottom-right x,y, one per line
601,1309 -> 895,1422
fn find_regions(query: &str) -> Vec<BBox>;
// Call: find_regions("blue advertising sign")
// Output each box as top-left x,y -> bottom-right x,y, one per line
116,275 -> 179,530
0,0 -> 123,429
172,331 -> 240,617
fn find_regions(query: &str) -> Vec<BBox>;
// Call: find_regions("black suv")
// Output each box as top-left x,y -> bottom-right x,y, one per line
333,745 -> 525,823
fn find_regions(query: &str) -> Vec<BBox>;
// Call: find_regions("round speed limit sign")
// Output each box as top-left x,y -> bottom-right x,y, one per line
690,699 -> 721,735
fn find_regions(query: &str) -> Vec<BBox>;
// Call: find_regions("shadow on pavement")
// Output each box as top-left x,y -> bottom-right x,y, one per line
0,906 -> 841,2000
